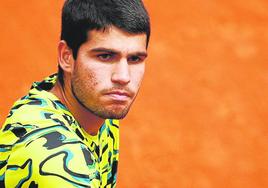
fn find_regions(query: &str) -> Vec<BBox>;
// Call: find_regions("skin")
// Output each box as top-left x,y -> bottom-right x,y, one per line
50,26 -> 148,135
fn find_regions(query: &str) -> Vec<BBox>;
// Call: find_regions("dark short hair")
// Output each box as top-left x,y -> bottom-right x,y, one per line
58,0 -> 151,86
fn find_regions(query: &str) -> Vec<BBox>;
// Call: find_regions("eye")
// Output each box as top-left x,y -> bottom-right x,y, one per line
128,55 -> 143,63
97,54 -> 114,61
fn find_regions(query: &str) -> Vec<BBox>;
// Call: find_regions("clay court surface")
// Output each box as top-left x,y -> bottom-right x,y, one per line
1,0 -> 268,187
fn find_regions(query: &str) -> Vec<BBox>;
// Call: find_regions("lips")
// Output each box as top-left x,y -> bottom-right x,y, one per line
104,90 -> 133,101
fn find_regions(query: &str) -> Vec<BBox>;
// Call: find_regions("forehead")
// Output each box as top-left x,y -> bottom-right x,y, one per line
81,26 -> 147,53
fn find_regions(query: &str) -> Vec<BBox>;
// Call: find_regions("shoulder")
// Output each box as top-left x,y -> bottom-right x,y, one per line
1,91 -> 76,141
4,92 -> 73,127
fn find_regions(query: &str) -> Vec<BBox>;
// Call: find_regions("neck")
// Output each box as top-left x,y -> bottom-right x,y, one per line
50,80 -> 104,135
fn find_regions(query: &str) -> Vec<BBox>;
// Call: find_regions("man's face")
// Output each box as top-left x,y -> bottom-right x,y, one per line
71,26 -> 147,119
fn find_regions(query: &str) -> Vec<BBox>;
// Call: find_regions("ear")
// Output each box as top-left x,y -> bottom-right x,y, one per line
58,40 -> 74,73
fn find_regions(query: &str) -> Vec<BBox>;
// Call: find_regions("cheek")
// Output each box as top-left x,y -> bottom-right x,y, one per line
74,63 -> 98,91
87,71 -> 98,88
131,64 -> 145,87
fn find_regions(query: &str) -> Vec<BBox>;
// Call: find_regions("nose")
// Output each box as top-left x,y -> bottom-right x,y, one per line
111,59 -> 130,85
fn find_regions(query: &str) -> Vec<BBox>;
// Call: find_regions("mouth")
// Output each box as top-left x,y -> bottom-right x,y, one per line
104,90 -> 133,101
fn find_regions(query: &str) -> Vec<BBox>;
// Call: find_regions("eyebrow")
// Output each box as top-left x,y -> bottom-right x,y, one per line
91,48 -> 117,54
90,47 -> 148,57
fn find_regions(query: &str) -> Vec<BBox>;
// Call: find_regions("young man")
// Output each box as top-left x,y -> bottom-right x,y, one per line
0,0 -> 150,187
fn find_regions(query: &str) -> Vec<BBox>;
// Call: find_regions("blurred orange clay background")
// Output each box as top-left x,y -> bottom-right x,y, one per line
1,0 -> 268,187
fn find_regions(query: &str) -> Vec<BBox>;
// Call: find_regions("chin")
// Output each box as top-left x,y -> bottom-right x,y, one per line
91,105 -> 131,119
